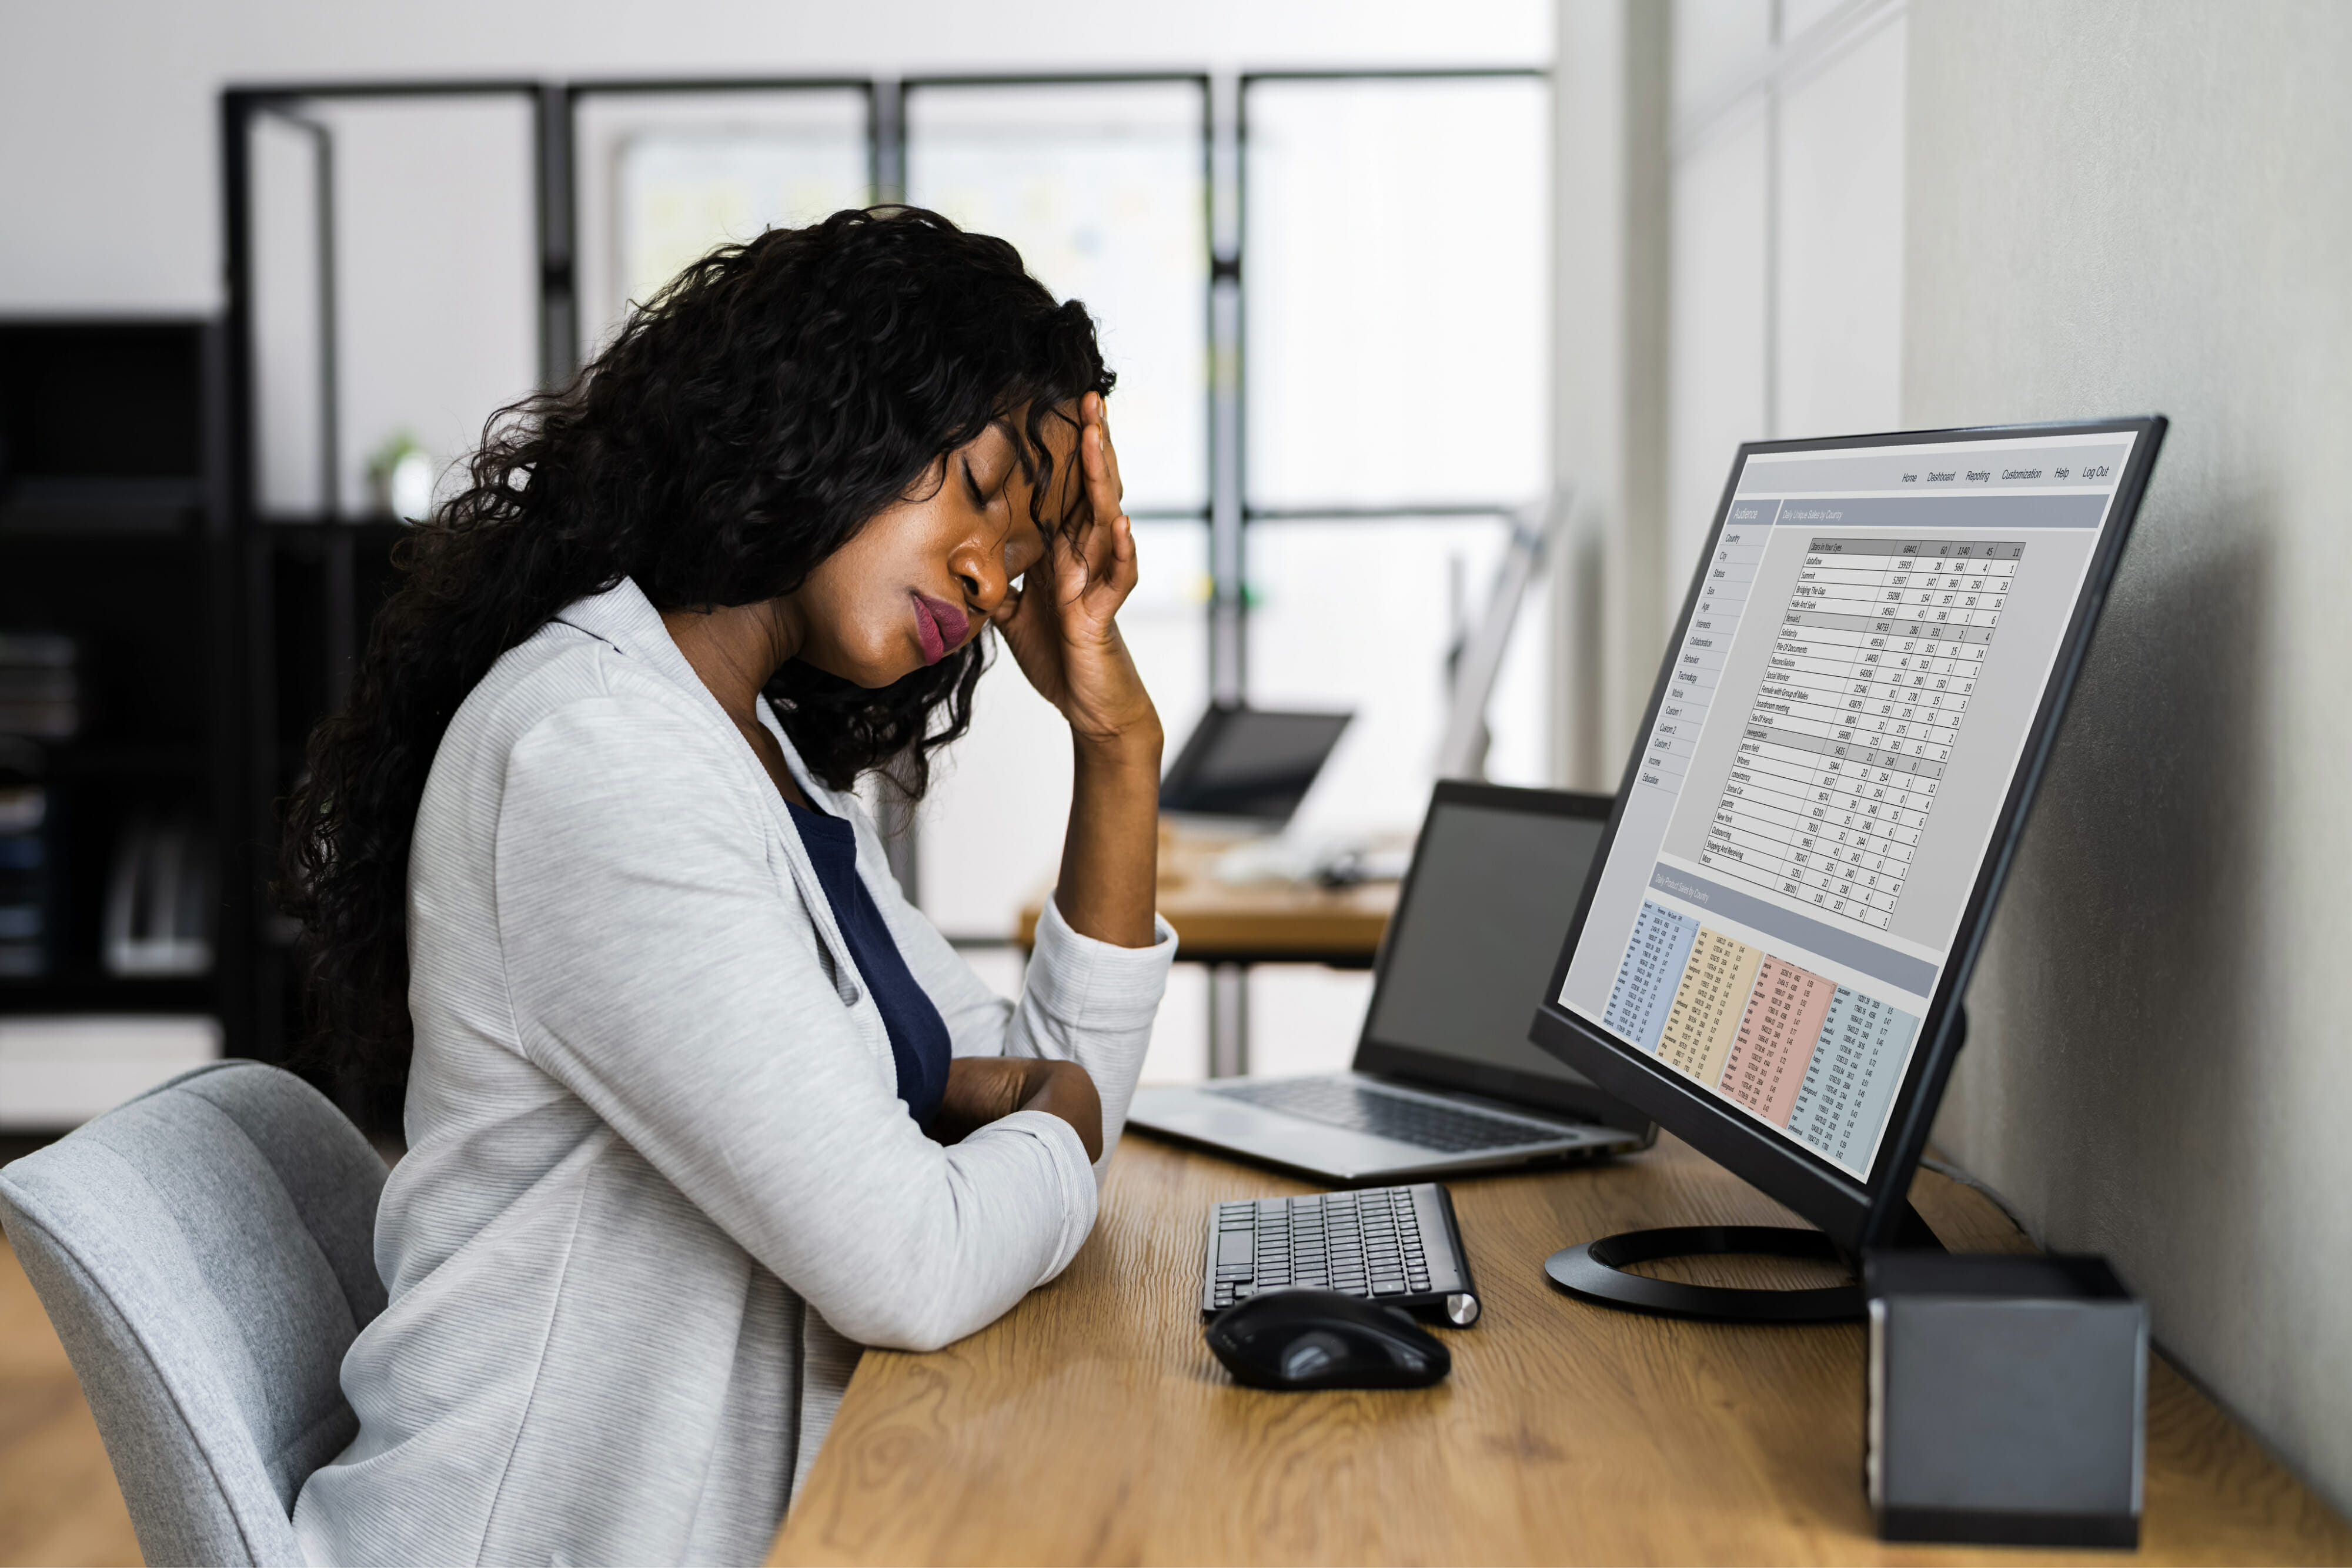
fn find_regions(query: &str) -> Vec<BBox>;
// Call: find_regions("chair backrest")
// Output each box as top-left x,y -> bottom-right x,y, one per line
0,1060 -> 388,1568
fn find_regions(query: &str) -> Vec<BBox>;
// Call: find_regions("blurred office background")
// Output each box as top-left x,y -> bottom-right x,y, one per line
0,0 -> 1916,1109
0,0 -> 1579,1124
5,0 -> 2352,1535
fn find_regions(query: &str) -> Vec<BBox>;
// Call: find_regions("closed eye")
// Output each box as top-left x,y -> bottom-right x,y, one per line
963,457 -> 989,512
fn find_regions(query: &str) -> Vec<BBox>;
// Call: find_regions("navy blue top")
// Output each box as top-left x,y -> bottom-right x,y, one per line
786,800 -> 953,1127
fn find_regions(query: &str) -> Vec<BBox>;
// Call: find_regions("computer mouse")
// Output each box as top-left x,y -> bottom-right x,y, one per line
1205,1288 -> 1452,1390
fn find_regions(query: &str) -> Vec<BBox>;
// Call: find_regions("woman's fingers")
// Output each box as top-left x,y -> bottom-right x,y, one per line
1110,511 -> 1140,594
1088,412 -> 1125,527
1070,421 -> 1131,611
1054,426 -> 1102,603
1088,392 -> 1125,506
1076,399 -> 1114,516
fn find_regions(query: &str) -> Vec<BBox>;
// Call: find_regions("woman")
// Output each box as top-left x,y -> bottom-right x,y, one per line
284,208 -> 1175,1566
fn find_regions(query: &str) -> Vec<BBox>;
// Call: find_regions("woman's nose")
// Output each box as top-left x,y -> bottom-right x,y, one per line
950,538 -> 1009,616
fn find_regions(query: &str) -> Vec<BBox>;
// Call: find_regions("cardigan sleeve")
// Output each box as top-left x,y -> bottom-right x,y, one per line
832,785 -> 1178,1182
490,694 -> 1098,1352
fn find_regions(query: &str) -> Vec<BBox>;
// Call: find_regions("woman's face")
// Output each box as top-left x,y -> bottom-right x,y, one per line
790,409 -> 1078,688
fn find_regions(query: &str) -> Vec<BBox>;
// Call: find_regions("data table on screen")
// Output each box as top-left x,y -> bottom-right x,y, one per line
1702,537 -> 2023,931
1599,898 -> 1922,1175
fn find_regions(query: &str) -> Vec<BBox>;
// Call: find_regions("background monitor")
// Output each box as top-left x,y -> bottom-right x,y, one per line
1530,419 -> 2167,1258
1158,703 -> 1352,824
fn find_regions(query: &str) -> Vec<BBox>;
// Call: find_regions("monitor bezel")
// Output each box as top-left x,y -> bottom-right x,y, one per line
1526,416 -> 2168,1252
1353,780 -> 1652,1131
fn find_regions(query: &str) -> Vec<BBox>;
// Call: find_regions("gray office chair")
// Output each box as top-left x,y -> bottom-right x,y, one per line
0,1060 -> 389,1568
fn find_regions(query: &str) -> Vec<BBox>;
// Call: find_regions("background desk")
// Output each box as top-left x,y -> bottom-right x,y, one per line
770,1134 -> 2351,1566
1014,830 -> 1396,1075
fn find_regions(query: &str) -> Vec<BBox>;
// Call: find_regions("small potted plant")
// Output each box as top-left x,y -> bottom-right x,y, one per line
366,432 -> 437,523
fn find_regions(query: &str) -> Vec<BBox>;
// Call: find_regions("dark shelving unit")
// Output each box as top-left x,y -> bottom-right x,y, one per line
0,319 -> 247,1044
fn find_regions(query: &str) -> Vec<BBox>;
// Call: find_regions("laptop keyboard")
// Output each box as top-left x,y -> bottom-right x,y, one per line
1201,1183 -> 1479,1322
1209,1076 -> 1571,1154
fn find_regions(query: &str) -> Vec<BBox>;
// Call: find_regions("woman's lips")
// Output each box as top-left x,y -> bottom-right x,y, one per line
912,593 -> 970,666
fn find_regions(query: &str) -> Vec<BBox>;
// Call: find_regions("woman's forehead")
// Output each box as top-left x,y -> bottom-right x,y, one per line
978,403 -> 1080,482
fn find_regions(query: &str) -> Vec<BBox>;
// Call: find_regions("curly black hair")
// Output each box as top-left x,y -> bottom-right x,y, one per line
280,206 -> 1113,1094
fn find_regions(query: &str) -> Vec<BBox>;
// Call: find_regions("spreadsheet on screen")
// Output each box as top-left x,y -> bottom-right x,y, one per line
1560,432 -> 2143,1179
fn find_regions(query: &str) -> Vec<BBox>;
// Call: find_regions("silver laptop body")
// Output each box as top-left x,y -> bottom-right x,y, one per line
1128,782 -> 1655,1183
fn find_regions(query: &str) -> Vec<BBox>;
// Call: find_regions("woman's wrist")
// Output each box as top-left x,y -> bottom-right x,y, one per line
1055,712 -> 1161,948
1070,707 -> 1162,771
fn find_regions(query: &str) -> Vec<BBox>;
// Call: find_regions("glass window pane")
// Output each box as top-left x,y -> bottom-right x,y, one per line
575,89 -> 871,356
1244,517 -> 1551,841
249,113 -> 332,516
1243,76 -> 1550,510
249,96 -> 539,519
907,81 -> 1208,514
913,520 -> 1208,939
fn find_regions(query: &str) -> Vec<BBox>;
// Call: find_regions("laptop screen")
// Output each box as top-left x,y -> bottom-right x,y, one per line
1160,704 -> 1353,822
1362,794 -> 1606,1088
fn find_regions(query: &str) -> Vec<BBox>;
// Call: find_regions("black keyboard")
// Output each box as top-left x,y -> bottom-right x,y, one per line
1200,1183 -> 1482,1325
1209,1076 -> 1573,1154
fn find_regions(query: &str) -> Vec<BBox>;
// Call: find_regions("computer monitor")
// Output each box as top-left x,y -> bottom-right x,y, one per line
1528,418 -> 2166,1319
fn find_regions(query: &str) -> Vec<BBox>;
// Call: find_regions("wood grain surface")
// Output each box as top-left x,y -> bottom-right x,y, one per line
1015,828 -> 1395,965
0,1236 -> 139,1567
771,1134 -> 2352,1566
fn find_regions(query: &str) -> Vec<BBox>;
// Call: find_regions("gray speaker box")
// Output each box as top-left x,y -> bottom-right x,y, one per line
1866,1252 -> 2145,1549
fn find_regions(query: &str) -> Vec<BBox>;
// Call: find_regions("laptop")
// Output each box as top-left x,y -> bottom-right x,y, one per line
1128,781 -> 1654,1182
1158,702 -> 1353,824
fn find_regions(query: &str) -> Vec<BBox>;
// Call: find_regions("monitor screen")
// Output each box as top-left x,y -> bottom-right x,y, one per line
1160,705 -> 1352,821
1546,424 -> 2157,1192
1366,795 -> 1606,1085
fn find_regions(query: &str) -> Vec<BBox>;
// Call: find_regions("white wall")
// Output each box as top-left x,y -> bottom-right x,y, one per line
1907,0 -> 2352,1514
1550,0 -> 1668,788
1662,0 -> 1906,646
1556,0 -> 1906,788
0,0 -> 1548,313
1562,0 -> 2352,1512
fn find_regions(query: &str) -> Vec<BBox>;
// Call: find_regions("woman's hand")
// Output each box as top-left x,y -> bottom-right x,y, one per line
994,393 -> 1161,751
930,1055 -> 1104,1163
997,392 -> 1165,949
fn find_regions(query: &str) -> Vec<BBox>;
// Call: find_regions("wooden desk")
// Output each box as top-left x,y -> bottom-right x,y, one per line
1014,828 -> 1396,968
772,1134 -> 2350,1566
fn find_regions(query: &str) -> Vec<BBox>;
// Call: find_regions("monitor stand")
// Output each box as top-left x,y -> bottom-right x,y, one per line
1542,1200 -> 1942,1323
1545,1002 -> 1968,1323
